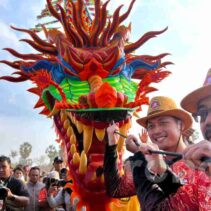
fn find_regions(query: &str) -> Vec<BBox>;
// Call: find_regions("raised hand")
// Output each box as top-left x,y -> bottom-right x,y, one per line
139,128 -> 148,143
106,121 -> 120,146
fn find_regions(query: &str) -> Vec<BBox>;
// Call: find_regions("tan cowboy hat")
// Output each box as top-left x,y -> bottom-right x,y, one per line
181,68 -> 211,113
137,96 -> 192,131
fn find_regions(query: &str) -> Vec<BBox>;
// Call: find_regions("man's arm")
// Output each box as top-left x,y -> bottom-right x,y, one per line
6,187 -> 29,207
104,144 -> 136,197
47,188 -> 64,208
104,122 -> 136,198
6,178 -> 29,207
131,151 -> 182,211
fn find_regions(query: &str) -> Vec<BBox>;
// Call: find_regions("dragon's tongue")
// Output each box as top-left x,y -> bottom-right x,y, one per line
82,154 -> 104,189
89,153 -> 104,162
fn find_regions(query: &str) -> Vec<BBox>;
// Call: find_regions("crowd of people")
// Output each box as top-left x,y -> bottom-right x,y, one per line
0,156 -> 76,211
1,69 -> 211,211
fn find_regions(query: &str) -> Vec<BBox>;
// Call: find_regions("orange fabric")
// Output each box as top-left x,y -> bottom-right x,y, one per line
167,160 -> 211,211
109,196 -> 140,211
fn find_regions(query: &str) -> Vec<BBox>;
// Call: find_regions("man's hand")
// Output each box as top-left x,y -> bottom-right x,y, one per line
5,187 -> 29,206
138,142 -> 167,175
125,135 -> 140,153
106,122 -> 120,146
183,140 -> 211,176
139,129 -> 148,143
5,187 -> 15,200
47,184 -> 58,197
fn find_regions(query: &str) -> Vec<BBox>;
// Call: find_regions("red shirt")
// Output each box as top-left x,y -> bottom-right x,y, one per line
38,187 -> 48,203
38,187 -> 54,211
166,160 -> 211,211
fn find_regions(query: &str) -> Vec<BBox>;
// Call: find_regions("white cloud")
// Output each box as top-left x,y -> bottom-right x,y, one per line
128,0 -> 211,104
0,0 -> 10,9
166,0 -> 211,44
0,21 -> 20,48
7,92 -> 17,105
24,0 -> 46,26
163,0 -> 211,90
0,21 -> 22,75
104,0 -> 142,23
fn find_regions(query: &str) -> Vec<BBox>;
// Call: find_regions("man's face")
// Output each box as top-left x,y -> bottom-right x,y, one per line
198,96 -> 211,141
0,161 -> 11,180
147,116 -> 182,151
29,169 -> 40,184
53,162 -> 63,172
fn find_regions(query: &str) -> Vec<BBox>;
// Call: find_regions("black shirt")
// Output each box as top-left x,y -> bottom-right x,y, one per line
132,152 -> 182,211
4,176 -> 29,211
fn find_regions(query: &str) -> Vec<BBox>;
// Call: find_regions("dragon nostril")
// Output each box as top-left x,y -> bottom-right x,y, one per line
96,166 -> 104,177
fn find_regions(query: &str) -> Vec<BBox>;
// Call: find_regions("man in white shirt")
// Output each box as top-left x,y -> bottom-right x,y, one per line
24,166 -> 45,211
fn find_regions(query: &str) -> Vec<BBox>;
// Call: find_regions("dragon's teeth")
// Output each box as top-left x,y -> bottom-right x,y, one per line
72,152 -> 80,165
63,119 -> 70,129
70,144 -> 77,154
91,172 -> 97,181
95,128 -> 105,141
60,110 -> 67,122
79,151 -> 87,174
66,126 -> 73,137
83,125 -> 93,153
76,120 -> 83,134
48,106 -> 59,118
70,135 -> 76,145
67,112 -> 73,123
72,115 -> 76,124
100,174 -> 104,184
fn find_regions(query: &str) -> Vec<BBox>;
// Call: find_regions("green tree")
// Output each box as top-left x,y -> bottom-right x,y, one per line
9,150 -> 18,161
19,142 -> 32,165
45,145 -> 58,164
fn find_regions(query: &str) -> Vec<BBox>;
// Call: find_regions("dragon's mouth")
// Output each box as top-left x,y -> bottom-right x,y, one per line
54,110 -> 131,193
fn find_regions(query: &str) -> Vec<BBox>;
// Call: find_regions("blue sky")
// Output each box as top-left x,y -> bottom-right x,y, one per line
0,0 -> 211,159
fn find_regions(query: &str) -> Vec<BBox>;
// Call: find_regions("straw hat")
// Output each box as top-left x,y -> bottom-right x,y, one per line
181,68 -> 211,113
137,96 -> 192,131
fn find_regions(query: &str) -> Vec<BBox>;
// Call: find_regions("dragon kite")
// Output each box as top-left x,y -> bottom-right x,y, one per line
0,0 -> 172,210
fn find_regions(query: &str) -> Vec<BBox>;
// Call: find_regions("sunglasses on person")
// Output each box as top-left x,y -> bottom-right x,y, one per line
193,108 -> 211,122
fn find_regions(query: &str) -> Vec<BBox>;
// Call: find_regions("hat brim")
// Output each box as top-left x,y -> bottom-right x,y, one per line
54,160 -> 63,163
136,109 -> 192,131
181,84 -> 211,113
